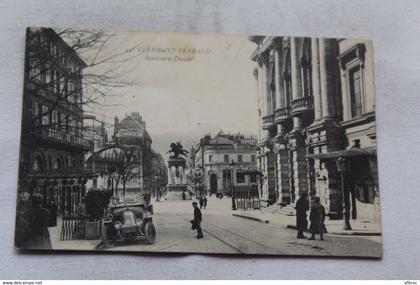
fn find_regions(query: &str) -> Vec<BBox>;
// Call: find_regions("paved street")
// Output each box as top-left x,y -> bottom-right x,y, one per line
48,195 -> 382,257
99,196 -> 382,257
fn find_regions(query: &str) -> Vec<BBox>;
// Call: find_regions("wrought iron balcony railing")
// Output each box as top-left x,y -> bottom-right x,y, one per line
38,128 -> 93,150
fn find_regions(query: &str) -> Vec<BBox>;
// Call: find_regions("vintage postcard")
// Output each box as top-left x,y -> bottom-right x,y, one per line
15,27 -> 382,257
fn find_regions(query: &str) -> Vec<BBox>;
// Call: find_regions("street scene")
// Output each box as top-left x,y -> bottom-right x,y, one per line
15,27 -> 382,257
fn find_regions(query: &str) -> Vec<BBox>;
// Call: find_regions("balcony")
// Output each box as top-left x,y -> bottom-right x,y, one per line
38,128 -> 93,150
274,106 -> 291,123
291,96 -> 313,116
261,114 -> 274,130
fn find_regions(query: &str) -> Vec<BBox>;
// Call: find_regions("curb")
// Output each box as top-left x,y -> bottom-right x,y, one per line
232,213 -> 269,224
286,225 -> 381,236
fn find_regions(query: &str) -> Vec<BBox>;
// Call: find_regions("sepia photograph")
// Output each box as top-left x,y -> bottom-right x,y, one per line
15,27 -> 382,257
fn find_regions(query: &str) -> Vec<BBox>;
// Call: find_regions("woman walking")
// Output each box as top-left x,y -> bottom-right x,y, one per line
309,197 -> 327,240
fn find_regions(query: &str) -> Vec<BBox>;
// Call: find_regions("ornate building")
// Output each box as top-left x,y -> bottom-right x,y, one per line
250,36 -> 379,222
19,28 -> 92,215
193,133 -> 258,195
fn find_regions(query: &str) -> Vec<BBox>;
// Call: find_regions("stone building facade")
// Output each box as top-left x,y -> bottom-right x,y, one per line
193,134 -> 258,195
19,28 -> 92,215
250,36 -> 379,221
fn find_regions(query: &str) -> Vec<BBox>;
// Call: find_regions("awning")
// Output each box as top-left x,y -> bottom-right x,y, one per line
306,146 -> 376,160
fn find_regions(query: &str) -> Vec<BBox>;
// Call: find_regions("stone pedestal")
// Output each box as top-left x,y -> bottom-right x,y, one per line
165,156 -> 189,201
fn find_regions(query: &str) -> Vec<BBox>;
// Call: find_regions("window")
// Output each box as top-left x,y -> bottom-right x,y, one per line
52,110 -> 58,129
238,154 -> 243,163
251,154 -> 256,163
41,105 -> 49,126
224,154 -> 229,163
32,156 -> 43,172
55,71 -> 60,94
337,44 -> 367,120
349,67 -> 363,118
60,113 -> 67,131
250,174 -> 257,183
208,155 -> 212,163
236,173 -> 245,183
34,101 -> 40,125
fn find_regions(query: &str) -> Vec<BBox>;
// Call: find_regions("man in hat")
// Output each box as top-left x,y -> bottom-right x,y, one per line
295,192 -> 310,239
191,202 -> 203,239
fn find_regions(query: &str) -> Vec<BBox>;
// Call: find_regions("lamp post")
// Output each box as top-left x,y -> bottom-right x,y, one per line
154,172 -> 159,202
230,160 -> 236,210
336,157 -> 352,230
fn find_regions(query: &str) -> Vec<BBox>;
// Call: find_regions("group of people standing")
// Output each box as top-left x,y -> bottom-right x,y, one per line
295,193 -> 327,240
15,192 -> 57,249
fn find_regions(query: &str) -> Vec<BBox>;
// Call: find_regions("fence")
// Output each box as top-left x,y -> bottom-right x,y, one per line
60,216 -> 87,240
234,190 -> 261,210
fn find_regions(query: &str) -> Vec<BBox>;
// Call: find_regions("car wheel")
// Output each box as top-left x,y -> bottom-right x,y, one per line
143,221 -> 156,244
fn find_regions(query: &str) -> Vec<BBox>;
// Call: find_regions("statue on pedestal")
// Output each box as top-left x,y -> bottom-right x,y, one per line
167,142 -> 189,158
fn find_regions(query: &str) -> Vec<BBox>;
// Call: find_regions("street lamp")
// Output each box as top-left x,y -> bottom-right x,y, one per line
154,172 -> 159,201
336,157 -> 352,230
230,160 -> 236,210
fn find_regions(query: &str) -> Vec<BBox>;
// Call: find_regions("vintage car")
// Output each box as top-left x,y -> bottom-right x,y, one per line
103,195 -> 156,244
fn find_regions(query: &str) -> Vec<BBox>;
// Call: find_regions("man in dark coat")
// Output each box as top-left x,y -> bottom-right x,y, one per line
191,202 -> 203,239
295,192 -> 309,239
199,196 -> 204,209
47,199 -> 58,227
203,196 -> 208,209
309,197 -> 327,240
25,193 -> 52,249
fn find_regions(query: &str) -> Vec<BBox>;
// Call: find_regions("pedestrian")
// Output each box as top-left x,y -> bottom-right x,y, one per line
76,197 -> 87,217
191,202 -> 203,239
216,192 -> 220,199
203,196 -> 208,209
47,199 -> 58,227
199,196 -> 204,209
219,192 -> 223,200
308,197 -> 327,240
24,193 -> 52,249
295,192 -> 309,239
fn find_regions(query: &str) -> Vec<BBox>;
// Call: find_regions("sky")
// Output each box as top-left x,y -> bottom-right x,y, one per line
76,30 -> 260,154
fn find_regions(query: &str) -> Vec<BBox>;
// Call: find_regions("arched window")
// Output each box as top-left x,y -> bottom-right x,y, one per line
52,158 -> 61,169
47,156 -> 52,170
32,156 -> 44,172
301,38 -> 312,98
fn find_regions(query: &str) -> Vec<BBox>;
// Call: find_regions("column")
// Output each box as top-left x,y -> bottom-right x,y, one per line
258,58 -> 267,117
167,165 -> 172,185
274,46 -> 284,110
319,39 -> 337,120
311,38 -> 322,120
290,37 -> 302,101
262,57 -> 271,115
182,166 -> 187,184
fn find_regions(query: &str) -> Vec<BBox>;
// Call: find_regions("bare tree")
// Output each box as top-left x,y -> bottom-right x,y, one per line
20,27 -> 139,177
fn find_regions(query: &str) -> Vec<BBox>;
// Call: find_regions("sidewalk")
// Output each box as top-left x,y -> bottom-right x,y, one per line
232,209 -> 382,236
